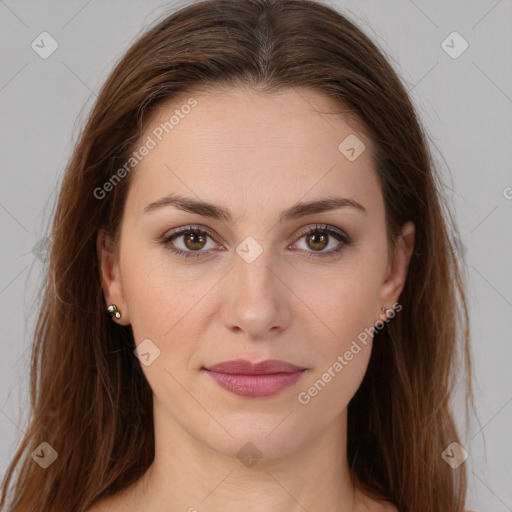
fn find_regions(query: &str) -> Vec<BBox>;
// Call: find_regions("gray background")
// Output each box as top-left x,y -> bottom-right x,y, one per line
0,1 -> 511,510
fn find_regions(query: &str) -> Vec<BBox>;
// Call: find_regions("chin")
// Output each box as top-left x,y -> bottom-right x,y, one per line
210,435 -> 302,464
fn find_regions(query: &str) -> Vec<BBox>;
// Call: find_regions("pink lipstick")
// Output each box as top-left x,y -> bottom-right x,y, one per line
203,359 -> 306,398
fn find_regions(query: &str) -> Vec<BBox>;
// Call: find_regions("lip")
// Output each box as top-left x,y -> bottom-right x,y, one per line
205,359 -> 304,375
203,359 -> 306,398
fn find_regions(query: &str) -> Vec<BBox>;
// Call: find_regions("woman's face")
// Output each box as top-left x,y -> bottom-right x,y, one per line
99,86 -> 413,459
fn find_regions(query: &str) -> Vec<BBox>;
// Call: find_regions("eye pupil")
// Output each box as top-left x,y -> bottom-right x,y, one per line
184,231 -> 206,250
306,232 -> 328,251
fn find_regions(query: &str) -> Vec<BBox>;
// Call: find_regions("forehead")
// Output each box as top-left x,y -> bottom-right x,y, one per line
126,86 -> 382,218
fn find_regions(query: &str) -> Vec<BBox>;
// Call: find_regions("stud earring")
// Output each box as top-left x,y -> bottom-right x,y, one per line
107,304 -> 121,320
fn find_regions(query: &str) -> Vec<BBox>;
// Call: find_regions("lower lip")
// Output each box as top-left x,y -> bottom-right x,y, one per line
205,370 -> 305,398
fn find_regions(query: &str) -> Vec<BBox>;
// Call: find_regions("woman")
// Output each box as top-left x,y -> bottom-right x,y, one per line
0,0 -> 475,511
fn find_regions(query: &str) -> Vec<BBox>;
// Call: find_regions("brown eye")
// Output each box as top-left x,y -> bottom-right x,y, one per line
305,231 -> 329,251
183,230 -> 207,250
161,226 -> 218,259
293,224 -> 351,258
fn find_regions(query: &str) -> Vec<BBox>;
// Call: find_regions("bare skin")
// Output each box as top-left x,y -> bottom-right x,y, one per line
93,86 -> 414,512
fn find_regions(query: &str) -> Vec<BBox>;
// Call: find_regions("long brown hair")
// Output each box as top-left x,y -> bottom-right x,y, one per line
1,1 -> 474,510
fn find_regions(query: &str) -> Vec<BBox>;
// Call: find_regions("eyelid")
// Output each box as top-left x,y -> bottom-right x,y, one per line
294,223 -> 350,242
163,224 -> 223,245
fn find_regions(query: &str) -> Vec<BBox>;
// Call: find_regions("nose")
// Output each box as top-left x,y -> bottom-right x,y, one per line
220,249 -> 292,340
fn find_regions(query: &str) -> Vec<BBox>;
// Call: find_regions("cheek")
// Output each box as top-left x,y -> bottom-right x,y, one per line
126,279 -> 199,353
120,237 -> 203,335
120,251 -> 221,387
294,255 -> 385,349
121,261 -> 204,399
294,272 -> 380,416
326,272 -> 381,341
292,248 -> 386,407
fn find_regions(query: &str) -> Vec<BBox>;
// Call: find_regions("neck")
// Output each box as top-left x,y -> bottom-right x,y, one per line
130,401 -> 362,512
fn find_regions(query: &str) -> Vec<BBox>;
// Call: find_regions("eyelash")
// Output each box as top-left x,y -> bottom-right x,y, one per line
160,224 -> 352,260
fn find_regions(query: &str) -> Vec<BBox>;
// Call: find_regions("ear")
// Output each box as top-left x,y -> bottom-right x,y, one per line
97,229 -> 130,325
377,221 -> 415,317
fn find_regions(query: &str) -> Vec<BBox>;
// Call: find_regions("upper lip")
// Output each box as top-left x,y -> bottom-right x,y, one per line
204,359 -> 305,375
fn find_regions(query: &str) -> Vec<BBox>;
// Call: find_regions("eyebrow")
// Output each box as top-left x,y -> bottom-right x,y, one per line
143,193 -> 366,223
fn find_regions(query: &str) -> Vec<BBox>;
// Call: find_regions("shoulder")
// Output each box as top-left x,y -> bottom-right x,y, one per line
380,506 -> 476,512
87,477 -> 143,511
382,503 -> 399,512
86,502 -> 107,512
382,505 -> 476,512
364,497 -> 398,512
86,495 -> 122,512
